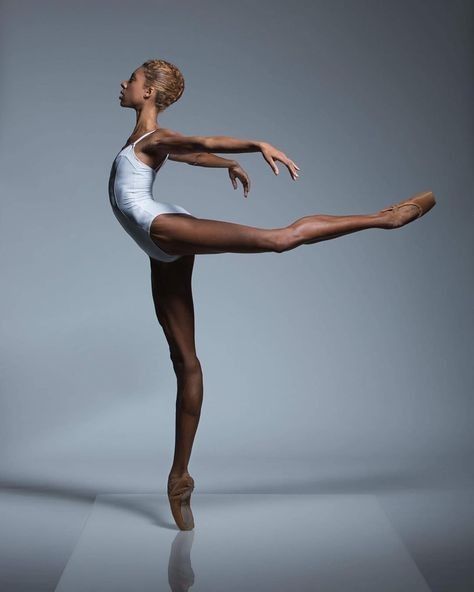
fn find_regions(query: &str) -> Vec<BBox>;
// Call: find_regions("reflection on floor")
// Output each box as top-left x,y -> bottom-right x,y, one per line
1,488 -> 473,591
54,493 -> 429,592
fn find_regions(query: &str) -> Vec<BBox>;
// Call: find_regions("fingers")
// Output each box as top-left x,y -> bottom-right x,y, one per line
272,152 -> 300,180
275,157 -> 299,180
263,151 -> 279,175
243,175 -> 250,198
270,157 -> 279,175
238,172 -> 250,198
261,143 -> 300,179
267,159 -> 278,175
230,168 -> 250,198
286,159 -> 300,180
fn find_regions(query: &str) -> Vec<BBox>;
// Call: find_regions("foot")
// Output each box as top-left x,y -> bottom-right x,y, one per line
168,471 -> 195,531
379,191 -> 436,229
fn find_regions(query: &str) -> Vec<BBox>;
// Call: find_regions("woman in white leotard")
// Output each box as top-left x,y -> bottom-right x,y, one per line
110,59 -> 436,531
109,128 -> 193,263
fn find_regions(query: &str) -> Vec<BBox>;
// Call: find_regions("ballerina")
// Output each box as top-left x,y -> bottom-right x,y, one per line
109,58 -> 436,530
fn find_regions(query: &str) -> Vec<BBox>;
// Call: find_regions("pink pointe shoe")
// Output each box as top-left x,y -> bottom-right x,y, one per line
380,190 -> 436,228
167,473 -> 195,531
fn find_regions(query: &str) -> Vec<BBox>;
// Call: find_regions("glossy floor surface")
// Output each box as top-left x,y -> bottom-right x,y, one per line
1,487 -> 473,591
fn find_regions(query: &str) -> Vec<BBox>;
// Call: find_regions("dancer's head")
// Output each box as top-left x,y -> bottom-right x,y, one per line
119,59 -> 185,113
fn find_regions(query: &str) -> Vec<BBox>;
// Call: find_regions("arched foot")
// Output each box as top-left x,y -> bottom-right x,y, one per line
168,472 -> 195,531
379,190 -> 436,229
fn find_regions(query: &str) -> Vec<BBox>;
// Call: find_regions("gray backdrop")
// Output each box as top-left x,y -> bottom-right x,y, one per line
1,0 -> 472,494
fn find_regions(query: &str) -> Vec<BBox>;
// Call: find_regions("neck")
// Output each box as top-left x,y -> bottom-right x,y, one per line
132,107 -> 161,135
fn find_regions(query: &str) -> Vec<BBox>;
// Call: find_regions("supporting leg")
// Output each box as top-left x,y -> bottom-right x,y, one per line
150,254 -> 202,530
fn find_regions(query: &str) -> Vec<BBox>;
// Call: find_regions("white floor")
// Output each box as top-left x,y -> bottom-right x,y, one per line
1,487 -> 473,591
53,493 -> 429,592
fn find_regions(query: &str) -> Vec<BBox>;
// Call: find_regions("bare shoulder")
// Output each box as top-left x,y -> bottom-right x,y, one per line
141,127 -> 183,159
149,127 -> 202,156
148,127 -> 185,154
151,127 -> 185,142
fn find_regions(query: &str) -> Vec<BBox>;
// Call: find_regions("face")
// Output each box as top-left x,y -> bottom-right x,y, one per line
119,67 -> 149,107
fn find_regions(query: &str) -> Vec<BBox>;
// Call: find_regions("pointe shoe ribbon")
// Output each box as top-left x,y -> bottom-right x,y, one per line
167,474 -> 195,498
380,201 -> 423,219
380,191 -> 436,226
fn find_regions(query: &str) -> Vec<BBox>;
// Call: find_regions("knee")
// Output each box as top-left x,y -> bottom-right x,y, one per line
170,353 -> 202,376
171,355 -> 203,416
273,227 -> 299,253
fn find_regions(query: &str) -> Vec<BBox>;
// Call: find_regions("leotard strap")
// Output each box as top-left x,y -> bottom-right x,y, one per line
132,128 -> 159,147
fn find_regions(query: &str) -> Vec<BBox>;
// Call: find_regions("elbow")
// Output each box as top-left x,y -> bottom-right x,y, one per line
197,136 -> 213,152
188,153 -> 203,166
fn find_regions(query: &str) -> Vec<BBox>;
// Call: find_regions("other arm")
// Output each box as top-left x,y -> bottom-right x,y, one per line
168,152 -> 237,168
168,152 -> 251,198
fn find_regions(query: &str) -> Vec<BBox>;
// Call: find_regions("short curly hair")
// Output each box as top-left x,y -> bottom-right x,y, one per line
141,59 -> 185,112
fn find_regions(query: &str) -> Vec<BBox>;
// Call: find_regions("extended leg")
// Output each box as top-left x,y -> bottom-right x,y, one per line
150,254 -> 202,530
150,191 -> 435,256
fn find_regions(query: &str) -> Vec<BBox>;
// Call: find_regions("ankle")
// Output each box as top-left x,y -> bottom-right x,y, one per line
169,468 -> 189,479
373,211 -> 394,229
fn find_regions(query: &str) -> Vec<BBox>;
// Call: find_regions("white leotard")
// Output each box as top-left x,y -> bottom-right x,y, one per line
108,129 -> 192,263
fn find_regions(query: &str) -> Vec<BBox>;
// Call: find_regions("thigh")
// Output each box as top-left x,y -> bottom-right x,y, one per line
149,254 -> 198,364
150,213 -> 282,255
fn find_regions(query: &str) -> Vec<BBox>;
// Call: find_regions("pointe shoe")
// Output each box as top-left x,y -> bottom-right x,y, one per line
168,473 -> 195,531
380,190 -> 436,228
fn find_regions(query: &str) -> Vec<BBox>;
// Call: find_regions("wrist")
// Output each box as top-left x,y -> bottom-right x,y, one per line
228,159 -> 238,168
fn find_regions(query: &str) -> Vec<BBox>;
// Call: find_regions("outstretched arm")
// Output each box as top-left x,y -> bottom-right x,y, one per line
155,128 -> 261,154
153,128 -> 300,180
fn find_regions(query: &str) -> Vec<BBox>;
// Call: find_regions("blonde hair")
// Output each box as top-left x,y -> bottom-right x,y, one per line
141,59 -> 185,112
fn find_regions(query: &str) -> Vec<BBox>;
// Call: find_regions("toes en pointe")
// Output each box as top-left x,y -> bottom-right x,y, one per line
168,473 -> 195,531
380,190 -> 436,228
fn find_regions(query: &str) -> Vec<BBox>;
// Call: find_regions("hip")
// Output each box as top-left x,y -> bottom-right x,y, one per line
110,197 -> 192,234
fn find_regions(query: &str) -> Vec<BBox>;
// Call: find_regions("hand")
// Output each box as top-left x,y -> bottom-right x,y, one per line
228,162 -> 251,198
259,142 -> 300,180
